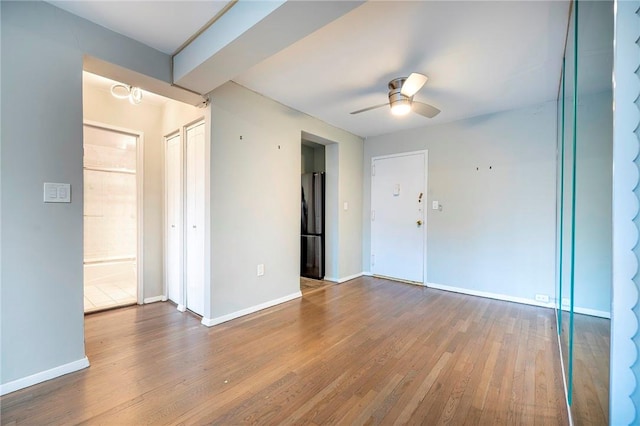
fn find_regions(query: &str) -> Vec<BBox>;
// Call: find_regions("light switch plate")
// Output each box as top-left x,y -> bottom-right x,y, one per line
432,201 -> 439,210
44,183 -> 71,203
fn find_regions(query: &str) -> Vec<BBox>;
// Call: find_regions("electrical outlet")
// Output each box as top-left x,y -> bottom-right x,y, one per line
535,294 -> 550,303
257,264 -> 265,276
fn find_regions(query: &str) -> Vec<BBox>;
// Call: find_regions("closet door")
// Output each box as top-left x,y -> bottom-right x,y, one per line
185,122 -> 205,316
165,134 -> 183,307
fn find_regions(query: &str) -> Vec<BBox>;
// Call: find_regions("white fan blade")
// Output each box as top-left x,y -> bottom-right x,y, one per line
350,103 -> 388,115
412,101 -> 440,118
401,73 -> 428,97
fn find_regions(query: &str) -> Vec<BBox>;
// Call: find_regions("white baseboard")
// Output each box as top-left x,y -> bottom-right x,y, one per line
560,305 -> 611,319
426,282 -> 555,309
362,271 -> 373,276
143,295 -> 166,304
337,273 -> 363,283
1,356 -> 90,396
325,272 -> 364,283
201,291 -> 302,327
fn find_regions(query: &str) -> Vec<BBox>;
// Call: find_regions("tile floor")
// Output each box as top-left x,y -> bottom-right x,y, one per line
84,261 -> 137,312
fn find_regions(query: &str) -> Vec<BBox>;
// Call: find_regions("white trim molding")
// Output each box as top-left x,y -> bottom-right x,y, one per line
427,282 -> 555,309
83,120 -> 145,306
325,273 -> 365,283
370,150 -> 429,283
143,295 -> 167,304
559,305 -> 611,320
201,291 -> 302,327
0,357 -> 90,396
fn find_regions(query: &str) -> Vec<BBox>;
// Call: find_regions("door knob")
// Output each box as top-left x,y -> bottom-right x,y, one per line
416,220 -> 422,226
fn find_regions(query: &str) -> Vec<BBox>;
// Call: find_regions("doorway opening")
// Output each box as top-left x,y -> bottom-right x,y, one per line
82,70 -> 207,317
83,123 -> 141,312
300,136 -> 335,294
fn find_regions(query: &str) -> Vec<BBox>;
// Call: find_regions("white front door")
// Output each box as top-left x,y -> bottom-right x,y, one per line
165,133 -> 183,307
371,152 -> 427,283
185,122 -> 205,316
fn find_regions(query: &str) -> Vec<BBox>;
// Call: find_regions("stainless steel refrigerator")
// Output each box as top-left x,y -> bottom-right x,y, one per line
301,172 -> 325,279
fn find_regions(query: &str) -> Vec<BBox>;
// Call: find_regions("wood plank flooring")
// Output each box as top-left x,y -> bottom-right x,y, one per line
1,277 -> 569,425
571,313 -> 610,425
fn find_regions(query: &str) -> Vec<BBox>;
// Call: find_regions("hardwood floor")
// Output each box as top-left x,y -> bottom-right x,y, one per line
300,276 -> 333,294
1,277 -> 569,425
571,313 -> 610,425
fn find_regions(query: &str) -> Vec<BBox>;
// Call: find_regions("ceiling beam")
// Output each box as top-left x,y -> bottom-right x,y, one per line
172,0 -> 365,96
84,56 -> 207,106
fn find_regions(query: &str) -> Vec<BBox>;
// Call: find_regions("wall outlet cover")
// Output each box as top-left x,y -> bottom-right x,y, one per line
535,294 -> 550,303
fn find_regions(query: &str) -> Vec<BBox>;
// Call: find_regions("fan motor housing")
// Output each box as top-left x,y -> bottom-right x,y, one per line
388,77 -> 411,109
388,77 -> 407,90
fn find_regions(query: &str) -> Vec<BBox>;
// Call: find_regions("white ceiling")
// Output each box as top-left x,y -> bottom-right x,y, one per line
47,1 -> 571,138
236,1 -> 570,137
48,1 -> 232,54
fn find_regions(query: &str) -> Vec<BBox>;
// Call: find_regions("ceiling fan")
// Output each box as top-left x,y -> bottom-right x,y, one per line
350,73 -> 440,118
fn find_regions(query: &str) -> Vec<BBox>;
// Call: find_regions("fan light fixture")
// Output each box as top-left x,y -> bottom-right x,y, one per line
110,83 -> 143,105
388,80 -> 411,116
350,73 -> 440,119
390,98 -> 411,116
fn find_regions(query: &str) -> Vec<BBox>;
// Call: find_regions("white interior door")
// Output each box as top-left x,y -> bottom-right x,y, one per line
371,152 -> 426,283
165,134 -> 182,307
185,122 -> 205,315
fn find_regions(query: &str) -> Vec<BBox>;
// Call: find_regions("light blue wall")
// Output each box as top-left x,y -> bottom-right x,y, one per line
363,101 -> 557,304
571,90 -> 612,315
207,82 -> 363,321
0,0 -> 172,389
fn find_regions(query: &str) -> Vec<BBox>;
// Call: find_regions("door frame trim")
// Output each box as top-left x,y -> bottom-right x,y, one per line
370,150 -> 428,284
83,120 -> 145,305
163,131 -> 185,311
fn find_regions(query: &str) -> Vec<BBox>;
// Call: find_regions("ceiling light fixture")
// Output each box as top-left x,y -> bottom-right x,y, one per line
351,73 -> 440,119
390,97 -> 411,116
388,80 -> 412,116
110,83 -> 143,104
129,86 -> 142,105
